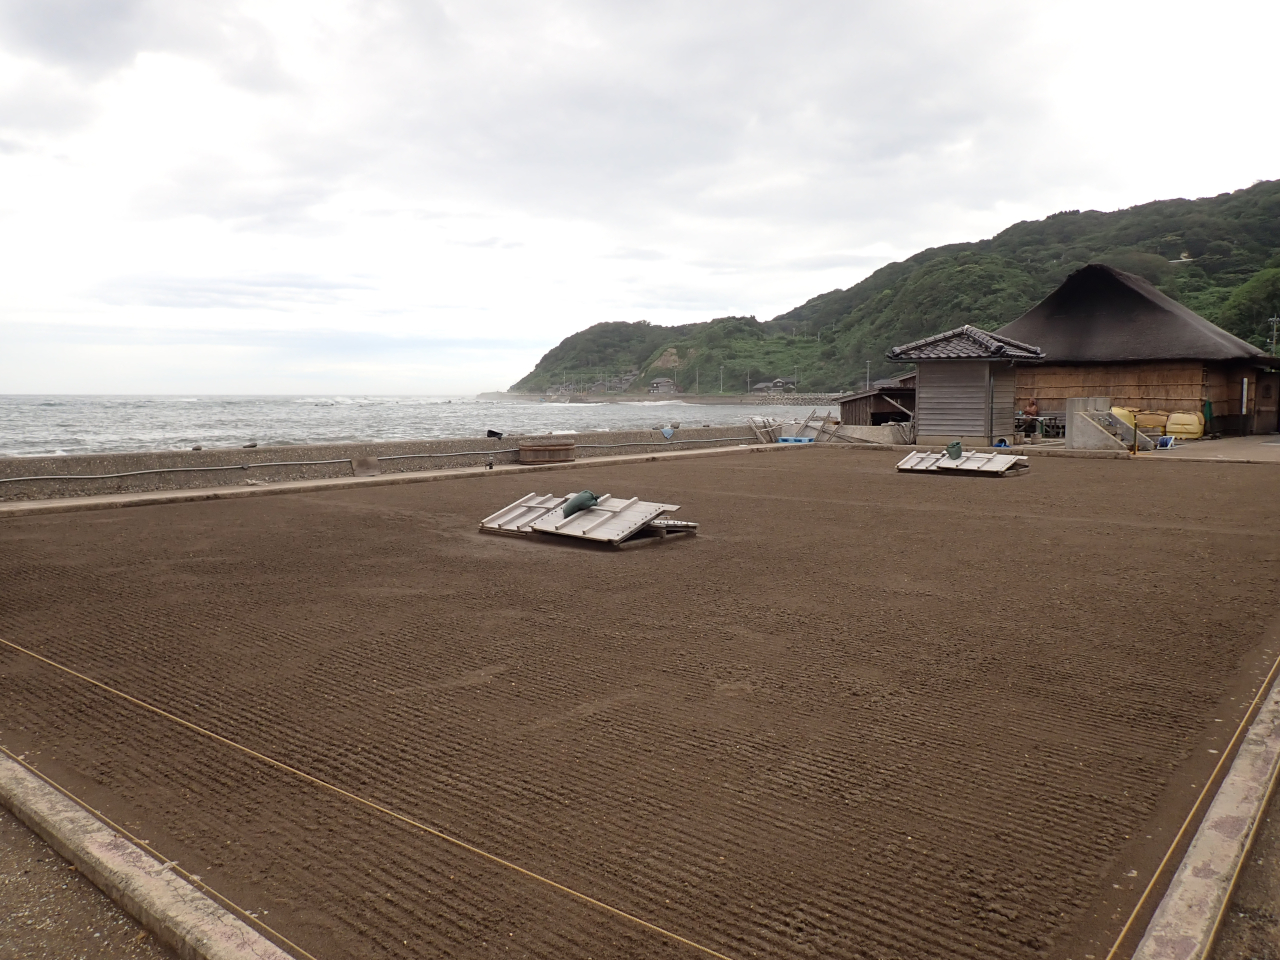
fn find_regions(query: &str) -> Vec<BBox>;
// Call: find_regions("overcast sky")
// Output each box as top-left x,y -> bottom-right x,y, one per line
1,0 -> 1276,394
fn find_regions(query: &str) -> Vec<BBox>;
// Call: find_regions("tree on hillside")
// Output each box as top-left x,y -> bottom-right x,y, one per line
1218,268 -> 1280,351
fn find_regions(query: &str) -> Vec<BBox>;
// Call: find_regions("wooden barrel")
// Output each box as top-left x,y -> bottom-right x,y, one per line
518,439 -> 576,464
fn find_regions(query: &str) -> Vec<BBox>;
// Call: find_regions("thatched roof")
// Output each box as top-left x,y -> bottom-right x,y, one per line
996,264 -> 1268,363
886,325 -> 1043,362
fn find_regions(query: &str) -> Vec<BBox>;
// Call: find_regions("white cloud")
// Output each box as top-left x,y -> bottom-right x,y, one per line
0,0 -> 1276,393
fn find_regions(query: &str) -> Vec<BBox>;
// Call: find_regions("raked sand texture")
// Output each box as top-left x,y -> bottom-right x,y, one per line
0,450 -> 1278,960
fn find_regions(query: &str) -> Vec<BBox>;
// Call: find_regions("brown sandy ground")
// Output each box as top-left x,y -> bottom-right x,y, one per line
0,804 -> 175,960
0,449 -> 1277,960
1211,792 -> 1280,960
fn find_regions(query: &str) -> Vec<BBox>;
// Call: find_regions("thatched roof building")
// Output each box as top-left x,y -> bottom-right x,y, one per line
995,264 -> 1278,434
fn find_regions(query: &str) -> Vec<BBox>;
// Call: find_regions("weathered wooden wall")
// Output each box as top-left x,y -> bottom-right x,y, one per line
1256,371 -> 1280,434
1015,362 -> 1205,413
991,364 -> 1016,438
1015,361 -> 1280,432
839,392 -> 915,426
1205,364 -> 1280,432
917,361 -> 989,437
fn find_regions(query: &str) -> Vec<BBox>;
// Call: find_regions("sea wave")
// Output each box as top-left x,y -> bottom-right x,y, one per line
0,395 -> 832,456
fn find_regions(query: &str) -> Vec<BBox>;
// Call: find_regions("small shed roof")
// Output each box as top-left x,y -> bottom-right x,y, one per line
886,325 -> 1043,362
833,373 -> 917,404
996,263 -> 1269,363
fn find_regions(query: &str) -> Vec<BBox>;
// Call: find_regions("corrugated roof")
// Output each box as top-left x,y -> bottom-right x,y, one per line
995,263 -> 1270,363
886,325 -> 1043,362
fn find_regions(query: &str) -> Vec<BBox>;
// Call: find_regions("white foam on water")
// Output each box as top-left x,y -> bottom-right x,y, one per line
0,395 -> 835,457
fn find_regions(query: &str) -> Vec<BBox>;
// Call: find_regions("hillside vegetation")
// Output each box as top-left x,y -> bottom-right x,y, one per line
511,179 -> 1280,394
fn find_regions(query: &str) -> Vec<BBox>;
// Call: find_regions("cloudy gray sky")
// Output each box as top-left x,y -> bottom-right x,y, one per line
0,0 -> 1276,394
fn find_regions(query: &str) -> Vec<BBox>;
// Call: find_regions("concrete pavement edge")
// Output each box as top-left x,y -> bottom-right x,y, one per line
0,750 -> 294,960
1132,669 -> 1280,960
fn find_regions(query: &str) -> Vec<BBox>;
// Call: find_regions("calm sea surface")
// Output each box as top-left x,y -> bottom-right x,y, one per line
0,396 -> 836,457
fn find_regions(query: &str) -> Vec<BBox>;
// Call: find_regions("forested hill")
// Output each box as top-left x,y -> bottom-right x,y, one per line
510,179 -> 1280,394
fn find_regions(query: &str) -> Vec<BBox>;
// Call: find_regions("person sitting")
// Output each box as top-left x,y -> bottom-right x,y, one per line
1022,398 -> 1040,436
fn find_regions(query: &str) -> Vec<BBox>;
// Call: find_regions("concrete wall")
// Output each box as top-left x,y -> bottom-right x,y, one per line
1064,397 -> 1111,449
0,426 -> 757,502
1068,413 -> 1128,451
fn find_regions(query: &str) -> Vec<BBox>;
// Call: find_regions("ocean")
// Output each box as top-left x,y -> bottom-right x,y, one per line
0,395 -> 836,457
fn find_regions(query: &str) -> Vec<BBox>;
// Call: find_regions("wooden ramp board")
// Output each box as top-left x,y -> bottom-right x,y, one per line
896,450 -> 1029,476
480,493 -> 696,546
478,493 -> 569,535
529,493 -> 682,545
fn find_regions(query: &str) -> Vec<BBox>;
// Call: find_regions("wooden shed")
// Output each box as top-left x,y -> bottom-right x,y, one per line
886,326 -> 1043,446
996,264 -> 1280,434
835,373 -> 916,426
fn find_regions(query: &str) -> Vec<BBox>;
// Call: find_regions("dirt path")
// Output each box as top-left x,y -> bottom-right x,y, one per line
0,450 -> 1276,960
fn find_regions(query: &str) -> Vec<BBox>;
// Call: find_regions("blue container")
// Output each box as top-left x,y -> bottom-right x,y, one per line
777,436 -> 815,443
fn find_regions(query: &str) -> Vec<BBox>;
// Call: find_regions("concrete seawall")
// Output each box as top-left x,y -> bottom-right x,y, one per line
0,427 -> 757,502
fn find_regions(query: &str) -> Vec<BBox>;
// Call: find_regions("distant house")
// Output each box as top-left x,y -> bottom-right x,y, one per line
996,264 -> 1280,434
886,326 -> 1043,446
648,378 -> 677,394
751,377 -> 797,394
834,373 -> 917,426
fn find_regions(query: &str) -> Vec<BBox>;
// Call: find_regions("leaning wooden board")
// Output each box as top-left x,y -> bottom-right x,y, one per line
896,450 -> 1029,476
480,492 -> 697,546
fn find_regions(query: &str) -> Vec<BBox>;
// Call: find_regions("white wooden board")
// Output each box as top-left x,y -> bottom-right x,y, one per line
896,450 -> 1028,476
478,493 -> 569,535
480,492 -> 693,545
528,493 -> 681,544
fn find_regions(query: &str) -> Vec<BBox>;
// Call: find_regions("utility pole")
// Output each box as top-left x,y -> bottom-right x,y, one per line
747,369 -> 751,395
1270,316 -> 1280,356
866,360 -> 871,392
695,367 -> 699,395
719,365 -> 724,394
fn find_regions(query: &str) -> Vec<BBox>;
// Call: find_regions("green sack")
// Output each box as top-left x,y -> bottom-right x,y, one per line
562,490 -> 599,519
945,440 -> 963,460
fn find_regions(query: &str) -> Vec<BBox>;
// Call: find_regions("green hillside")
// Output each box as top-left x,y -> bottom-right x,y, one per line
511,179 -> 1280,394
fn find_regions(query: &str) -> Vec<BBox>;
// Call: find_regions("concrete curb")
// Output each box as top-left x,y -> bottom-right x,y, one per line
1133,673 -> 1280,960
1141,455 -> 1280,466
0,751 -> 293,960
0,440 -> 804,519
811,442 -> 1131,459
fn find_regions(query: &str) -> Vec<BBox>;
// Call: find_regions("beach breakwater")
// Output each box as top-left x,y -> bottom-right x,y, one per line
0,426 -> 758,501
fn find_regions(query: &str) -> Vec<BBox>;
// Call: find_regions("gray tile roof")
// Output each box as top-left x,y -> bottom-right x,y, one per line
887,325 -> 1044,362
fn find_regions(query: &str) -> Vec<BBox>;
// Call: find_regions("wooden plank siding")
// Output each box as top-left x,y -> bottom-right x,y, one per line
991,364 -> 1017,438
839,391 -> 916,426
1015,362 -> 1205,413
840,396 -> 873,426
1015,361 -> 1280,433
916,361 -> 990,438
1205,364 -> 1280,433
1256,371 -> 1280,434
